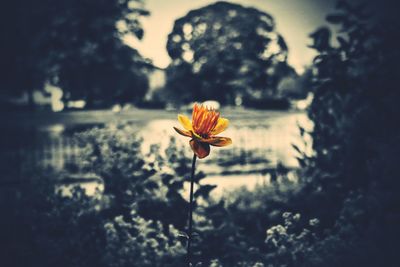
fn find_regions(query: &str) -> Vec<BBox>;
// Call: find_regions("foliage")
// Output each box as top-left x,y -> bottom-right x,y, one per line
263,212 -> 320,267
299,0 -> 400,224
261,190 -> 397,267
0,126 -> 188,267
76,125 -> 156,219
103,213 -> 185,267
165,1 -> 296,105
281,0 -> 400,265
0,0 -> 150,107
189,173 -> 301,266
0,173 -> 106,267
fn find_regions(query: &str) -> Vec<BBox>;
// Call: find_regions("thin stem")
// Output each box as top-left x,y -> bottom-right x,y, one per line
187,153 -> 197,266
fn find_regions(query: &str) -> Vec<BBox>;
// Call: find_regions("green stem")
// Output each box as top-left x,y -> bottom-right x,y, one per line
187,153 -> 197,266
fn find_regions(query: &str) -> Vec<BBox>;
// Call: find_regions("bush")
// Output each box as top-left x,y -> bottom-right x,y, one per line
0,125 -> 188,267
276,1 -> 400,266
300,0 -> 400,223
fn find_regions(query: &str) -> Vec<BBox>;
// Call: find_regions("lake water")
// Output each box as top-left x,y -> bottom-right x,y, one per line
51,109 -> 312,197
2,108 -> 312,197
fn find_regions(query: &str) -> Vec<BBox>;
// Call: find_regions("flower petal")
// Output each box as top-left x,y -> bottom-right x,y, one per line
189,139 -> 210,159
173,127 -> 191,137
178,114 -> 193,131
190,130 -> 203,140
203,136 -> 232,147
211,118 -> 229,135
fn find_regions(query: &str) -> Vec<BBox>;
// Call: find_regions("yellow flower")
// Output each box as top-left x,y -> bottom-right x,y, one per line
173,103 -> 232,159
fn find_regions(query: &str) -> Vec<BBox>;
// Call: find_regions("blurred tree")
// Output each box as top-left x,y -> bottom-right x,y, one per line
165,1 -> 294,105
0,1 -> 46,109
298,0 -> 400,232
0,0 -> 150,109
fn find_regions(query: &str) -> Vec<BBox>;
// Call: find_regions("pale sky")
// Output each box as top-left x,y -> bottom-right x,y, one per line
125,0 -> 337,73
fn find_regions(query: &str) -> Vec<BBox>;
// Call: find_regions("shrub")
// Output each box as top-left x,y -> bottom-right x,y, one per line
0,125 -> 189,267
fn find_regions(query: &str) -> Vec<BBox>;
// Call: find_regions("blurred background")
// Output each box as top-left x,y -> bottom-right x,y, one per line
0,0 -> 399,266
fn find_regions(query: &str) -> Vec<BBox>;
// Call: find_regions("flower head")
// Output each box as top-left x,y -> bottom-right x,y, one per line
173,103 -> 232,158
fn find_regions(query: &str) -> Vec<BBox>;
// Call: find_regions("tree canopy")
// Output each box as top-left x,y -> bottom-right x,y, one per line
0,0 -> 150,108
165,1 -> 295,105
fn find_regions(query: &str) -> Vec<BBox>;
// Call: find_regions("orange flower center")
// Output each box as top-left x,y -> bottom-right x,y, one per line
192,104 -> 220,138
